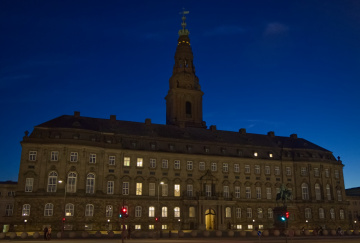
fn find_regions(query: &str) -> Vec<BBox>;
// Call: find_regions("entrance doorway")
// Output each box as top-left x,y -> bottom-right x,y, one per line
205,208 -> 216,230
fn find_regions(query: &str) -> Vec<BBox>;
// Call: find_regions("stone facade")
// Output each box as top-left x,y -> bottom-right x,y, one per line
0,181 -> 17,232
346,187 -> 360,229
11,14 -> 349,233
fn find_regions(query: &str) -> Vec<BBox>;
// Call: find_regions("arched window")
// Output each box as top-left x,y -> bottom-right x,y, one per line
86,173 -> 95,194
268,208 -> 273,218
257,208 -> 263,218
225,207 -> 231,218
326,184 -> 331,200
174,207 -> 180,217
67,172 -> 77,193
44,203 -> 53,216
85,204 -> 94,216
22,204 -> 30,216
319,208 -> 324,219
330,208 -> 335,219
148,206 -> 155,217
47,171 -> 58,192
162,206 -> 168,217
337,190 -> 342,201
106,205 -> 113,217
302,183 -> 309,200
65,203 -> 74,216
189,206 -> 195,217
315,183 -> 321,200
185,101 -> 192,117
305,208 -> 311,219
135,206 -> 142,217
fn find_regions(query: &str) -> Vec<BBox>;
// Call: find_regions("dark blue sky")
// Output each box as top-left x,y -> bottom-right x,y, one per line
1,1 -> 359,188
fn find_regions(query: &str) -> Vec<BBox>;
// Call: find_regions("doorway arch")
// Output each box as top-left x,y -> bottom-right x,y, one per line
205,208 -> 216,230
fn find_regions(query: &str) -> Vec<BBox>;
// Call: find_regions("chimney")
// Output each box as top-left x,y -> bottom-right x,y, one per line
239,128 -> 246,134
145,118 -> 151,125
110,115 -> 116,121
74,111 -> 80,118
290,134 -> 298,139
268,131 -> 275,137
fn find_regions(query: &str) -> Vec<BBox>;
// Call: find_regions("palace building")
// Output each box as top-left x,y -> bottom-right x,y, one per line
11,13 -> 348,233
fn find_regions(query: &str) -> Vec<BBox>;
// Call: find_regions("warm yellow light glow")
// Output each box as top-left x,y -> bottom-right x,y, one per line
269,153 -> 273,158
254,152 -> 258,157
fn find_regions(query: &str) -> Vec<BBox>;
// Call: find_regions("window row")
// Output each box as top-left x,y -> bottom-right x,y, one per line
301,183 -> 342,201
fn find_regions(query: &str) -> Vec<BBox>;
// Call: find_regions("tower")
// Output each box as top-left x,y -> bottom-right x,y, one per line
165,11 -> 206,128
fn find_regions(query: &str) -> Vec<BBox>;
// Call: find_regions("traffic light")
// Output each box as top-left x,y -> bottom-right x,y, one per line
155,217 -> 159,222
119,207 -> 128,218
62,217 -> 66,223
281,216 -> 286,221
286,211 -> 289,219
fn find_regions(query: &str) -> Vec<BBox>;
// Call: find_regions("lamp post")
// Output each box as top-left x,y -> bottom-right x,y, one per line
157,181 -> 164,237
354,220 -> 357,230
107,219 -> 110,232
58,179 -> 67,237
252,219 -> 255,230
306,220 -> 309,229
24,219 -> 27,232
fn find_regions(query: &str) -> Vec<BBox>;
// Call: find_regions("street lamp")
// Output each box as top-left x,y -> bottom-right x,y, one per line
305,220 -> 309,229
252,219 -> 255,229
157,181 -> 164,237
24,219 -> 27,231
58,179 -> 67,237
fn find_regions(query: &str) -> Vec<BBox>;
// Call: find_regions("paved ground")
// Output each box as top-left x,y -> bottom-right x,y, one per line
1,236 -> 360,243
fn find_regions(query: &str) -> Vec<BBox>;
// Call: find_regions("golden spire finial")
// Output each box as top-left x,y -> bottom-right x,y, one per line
178,8 -> 190,36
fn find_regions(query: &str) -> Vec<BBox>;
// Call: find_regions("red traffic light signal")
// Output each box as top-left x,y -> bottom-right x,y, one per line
155,217 -> 159,221
62,217 -> 66,222
286,212 -> 289,219
122,207 -> 127,214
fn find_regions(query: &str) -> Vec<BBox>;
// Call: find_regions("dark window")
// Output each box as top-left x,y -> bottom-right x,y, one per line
186,102 -> 192,117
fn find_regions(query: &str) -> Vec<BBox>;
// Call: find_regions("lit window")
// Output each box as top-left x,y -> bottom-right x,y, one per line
248,225 -> 253,230
236,225 -> 242,229
149,206 -> 155,217
109,156 -> 115,165
65,203 -> 74,216
162,207 -> 168,217
70,152 -> 78,162
162,225 -> 167,230
174,207 -> 180,217
89,153 -> 96,163
174,184 -> 180,197
124,157 -> 130,166
137,158 -> 143,167
149,225 -> 154,230
22,204 -> 30,216
150,159 -> 156,168
136,183 -> 142,195
225,207 -> 231,218
29,151 -> 37,161
135,225 -> 141,230
51,151 -> 58,161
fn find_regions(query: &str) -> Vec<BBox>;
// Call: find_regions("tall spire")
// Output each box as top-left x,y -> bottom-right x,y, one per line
178,9 -> 190,36
165,11 -> 206,128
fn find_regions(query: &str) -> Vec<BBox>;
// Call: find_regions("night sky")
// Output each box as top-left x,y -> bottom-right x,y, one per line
1,1 -> 359,188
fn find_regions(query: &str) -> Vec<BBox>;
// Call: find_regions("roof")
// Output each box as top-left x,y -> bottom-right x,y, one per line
346,187 -> 360,196
34,114 -> 331,153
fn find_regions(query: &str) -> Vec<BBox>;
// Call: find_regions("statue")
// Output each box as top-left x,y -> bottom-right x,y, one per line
276,184 -> 292,206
